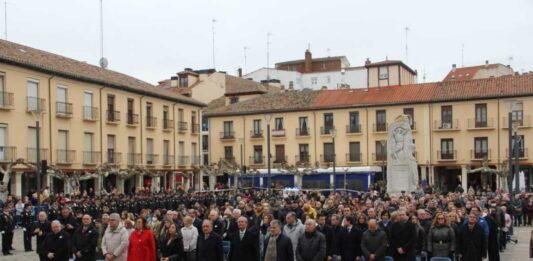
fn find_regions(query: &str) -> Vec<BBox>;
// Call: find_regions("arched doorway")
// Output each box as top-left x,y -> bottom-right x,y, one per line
104,174 -> 117,192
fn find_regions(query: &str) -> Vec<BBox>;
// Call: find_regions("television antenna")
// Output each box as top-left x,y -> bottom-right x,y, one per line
99,0 -> 108,69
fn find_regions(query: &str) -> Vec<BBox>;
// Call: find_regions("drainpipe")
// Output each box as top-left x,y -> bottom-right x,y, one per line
99,86 -> 106,166
172,103 -> 177,189
47,75 -> 55,163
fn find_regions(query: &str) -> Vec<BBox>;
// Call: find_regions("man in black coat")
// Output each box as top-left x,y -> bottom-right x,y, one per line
339,216 -> 362,261
71,214 -> 99,261
329,214 -> 343,260
0,205 -> 15,256
21,203 -> 34,251
262,220 -> 294,261
457,213 -> 487,261
189,209 -> 203,232
316,213 -> 333,261
43,220 -> 71,261
33,211 -> 52,261
229,217 -> 260,261
486,210 -> 501,261
390,211 -> 417,261
197,220 -> 224,261
57,207 -> 77,237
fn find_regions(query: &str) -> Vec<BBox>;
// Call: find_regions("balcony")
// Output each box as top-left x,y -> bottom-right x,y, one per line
249,155 -> 265,166
220,131 -> 235,140
437,150 -> 457,161
0,91 -> 14,109
127,153 -> 142,166
502,116 -> 532,129
0,146 -> 16,162
271,129 -> 286,137
320,154 -> 335,166
26,148 -> 48,163
191,156 -> 201,166
250,130 -> 263,139
126,113 -> 139,126
56,149 -> 76,164
296,128 -> 310,137
372,153 -> 387,162
106,151 -> 122,165
346,124 -> 362,134
178,121 -> 188,133
106,110 -> 120,123
373,123 -> 388,133
434,119 -> 460,131
163,119 -> 174,131
145,154 -> 159,165
191,124 -> 200,134
221,157 -> 236,164
295,154 -> 311,166
26,96 -> 46,113
163,155 -> 175,166
83,106 -> 99,121
506,148 -> 528,159
320,126 -> 336,136
273,155 -> 288,164
202,143 -> 208,152
467,118 -> 495,130
178,156 -> 190,166
346,153 -> 362,163
83,151 -> 101,165
146,116 -> 157,129
470,149 -> 491,161
55,102 -> 73,118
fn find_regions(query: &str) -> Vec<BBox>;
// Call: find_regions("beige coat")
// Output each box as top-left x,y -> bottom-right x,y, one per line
101,224 -> 130,261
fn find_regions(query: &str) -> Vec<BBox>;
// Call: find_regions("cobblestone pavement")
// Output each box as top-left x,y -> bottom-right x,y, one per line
2,225 -> 532,260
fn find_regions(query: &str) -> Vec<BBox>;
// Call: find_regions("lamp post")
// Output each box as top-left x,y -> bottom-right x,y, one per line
264,113 -> 273,193
380,140 -> 387,182
30,108 -> 44,207
330,128 -> 337,193
512,122 -> 521,194
238,138 -> 244,192
508,100 -> 519,193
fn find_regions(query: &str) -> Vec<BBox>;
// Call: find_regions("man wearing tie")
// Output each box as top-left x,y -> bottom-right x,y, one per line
229,217 -> 259,261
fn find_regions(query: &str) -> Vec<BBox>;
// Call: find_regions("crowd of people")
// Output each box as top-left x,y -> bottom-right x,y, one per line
0,185 -> 531,261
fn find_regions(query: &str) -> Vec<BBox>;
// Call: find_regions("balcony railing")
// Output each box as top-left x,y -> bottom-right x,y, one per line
506,148 -> 528,159
220,131 -> 235,140
83,106 -> 98,121
26,148 -> 48,163
146,116 -> 157,128
178,156 -> 190,166
467,118 -> 494,129
0,92 -> 14,109
373,123 -> 388,133
346,153 -> 362,162
273,155 -> 288,164
0,146 -> 16,162
163,155 -> 175,166
126,113 -> 139,125
221,157 -> 236,164
320,126 -> 336,135
437,150 -> 457,161
178,121 -> 188,132
26,96 -> 46,113
296,128 -> 310,137
372,153 -> 387,162
434,119 -> 460,130
106,151 -> 122,164
250,130 -> 263,138
296,154 -> 311,165
163,119 -> 173,130
191,156 -> 201,166
145,154 -> 159,165
83,151 -> 101,165
320,154 -> 335,164
191,124 -> 200,134
346,124 -> 362,134
56,149 -> 76,164
470,149 -> 491,161
502,115 -> 532,128
272,129 -> 286,137
55,102 -> 73,117
249,155 -> 265,166
127,153 -> 142,166
106,110 -> 120,123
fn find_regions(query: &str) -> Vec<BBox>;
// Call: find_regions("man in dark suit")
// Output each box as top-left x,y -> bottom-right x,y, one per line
72,214 -> 99,261
189,209 -> 203,232
33,211 -> 52,261
229,217 -> 259,261
43,221 -> 70,261
330,214 -> 343,260
0,204 -> 15,256
390,210 -> 417,261
457,213 -> 487,261
316,213 -> 333,261
339,216 -> 362,261
262,220 -> 293,261
57,207 -> 77,237
197,220 -> 224,261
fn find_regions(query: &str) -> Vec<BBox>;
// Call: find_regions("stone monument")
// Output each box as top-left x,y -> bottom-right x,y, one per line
386,115 -> 419,194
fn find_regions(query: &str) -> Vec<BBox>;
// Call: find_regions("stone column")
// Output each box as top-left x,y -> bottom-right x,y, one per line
12,171 -> 23,197
429,166 -> 435,185
116,177 -> 124,194
95,175 -> 102,194
421,167 -> 427,184
136,174 -> 143,190
209,173 -> 216,190
461,165 -> 468,190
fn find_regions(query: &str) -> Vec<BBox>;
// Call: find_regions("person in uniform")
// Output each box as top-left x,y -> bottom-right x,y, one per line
48,202 -> 60,221
42,220 -> 70,261
21,203 -> 34,251
0,204 -> 15,255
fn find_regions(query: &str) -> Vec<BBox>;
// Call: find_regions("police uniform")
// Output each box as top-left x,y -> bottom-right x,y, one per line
0,210 -> 15,255
21,208 -> 33,251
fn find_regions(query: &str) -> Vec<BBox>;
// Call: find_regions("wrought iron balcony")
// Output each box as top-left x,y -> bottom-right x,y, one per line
0,91 -> 14,109
437,150 -> 457,161
127,153 -> 142,166
178,156 -> 190,166
56,149 -> 76,164
250,130 -> 263,138
163,155 -> 175,166
83,151 -> 101,165
126,113 -> 139,125
146,116 -> 157,128
163,119 -> 174,130
346,124 -> 362,134
26,96 -> 46,113
83,106 -> 99,121
55,102 -> 73,117
346,153 -> 362,163
178,121 -> 188,132
26,148 -> 48,163
106,151 -> 122,164
296,128 -> 310,137
373,123 -> 388,133
106,110 -> 120,123
0,146 -> 16,162
191,124 -> 200,134
145,154 -> 159,165
470,149 -> 491,161
220,131 -> 235,140
434,119 -> 460,131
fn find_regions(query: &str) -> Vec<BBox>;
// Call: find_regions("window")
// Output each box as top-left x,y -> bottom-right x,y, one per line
379,66 -> 389,80
253,146 -> 263,163
275,145 -> 285,163
229,97 -> 239,104
128,137 -> 136,165
126,98 -> 135,124
146,138 -> 154,164
511,102 -> 523,125
27,80 -> 39,111
27,127 -> 38,162
299,117 -> 308,135
253,119 -> 262,136
191,143 -> 197,165
202,135 -> 209,151
57,130 -> 69,163
84,92 -> 94,120
107,95 -> 116,121
56,86 -> 69,115
178,109 -> 184,122
349,112 -> 360,133
107,135 -> 116,163
475,104 -> 488,127
474,137 -> 489,159
323,143 -> 334,162
299,144 -> 309,162
146,102 -> 154,127
440,139 -> 454,159
311,77 -> 318,85
179,76 -> 188,88
375,141 -> 387,161
83,133 -> 94,164
163,140 -> 170,164
324,113 -> 334,134
514,135 -> 525,158
441,106 -> 453,128
0,124 -> 6,161
224,146 -> 233,160
349,142 -> 361,162
223,121 -> 234,137
275,118 -> 284,130
163,106 -> 170,129
376,110 -> 387,132
403,108 -> 414,129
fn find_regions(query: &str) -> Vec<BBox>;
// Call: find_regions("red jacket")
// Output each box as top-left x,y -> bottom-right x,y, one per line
127,229 -> 156,261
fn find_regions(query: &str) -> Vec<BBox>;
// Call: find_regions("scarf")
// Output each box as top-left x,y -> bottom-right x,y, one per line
264,235 -> 278,261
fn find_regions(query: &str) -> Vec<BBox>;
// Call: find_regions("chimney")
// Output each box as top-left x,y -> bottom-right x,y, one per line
452,64 -> 457,72
485,60 -> 489,67
170,76 -> 178,88
365,58 -> 371,66
304,49 -> 312,73
238,68 -> 242,77
321,86 -> 328,90
289,81 -> 294,89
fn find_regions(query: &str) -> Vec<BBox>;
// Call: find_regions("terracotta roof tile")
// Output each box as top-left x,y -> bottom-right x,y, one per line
442,64 -> 501,81
275,56 -> 347,66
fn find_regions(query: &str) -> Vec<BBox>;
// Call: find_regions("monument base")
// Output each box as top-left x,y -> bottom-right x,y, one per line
387,164 -> 416,195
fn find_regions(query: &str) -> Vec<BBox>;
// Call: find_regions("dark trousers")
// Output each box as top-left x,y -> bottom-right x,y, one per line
23,227 -> 32,251
39,253 -> 47,261
2,232 -> 13,254
513,215 -> 522,226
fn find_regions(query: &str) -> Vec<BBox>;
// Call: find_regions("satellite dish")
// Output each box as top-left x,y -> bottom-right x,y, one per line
99,57 -> 108,69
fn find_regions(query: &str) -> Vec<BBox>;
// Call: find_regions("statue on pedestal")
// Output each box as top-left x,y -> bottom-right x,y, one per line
386,115 -> 419,194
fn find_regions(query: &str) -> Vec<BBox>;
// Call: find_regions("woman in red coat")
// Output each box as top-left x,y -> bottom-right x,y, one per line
127,217 -> 156,261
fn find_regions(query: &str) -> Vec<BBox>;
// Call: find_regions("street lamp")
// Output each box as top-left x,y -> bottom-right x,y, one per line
512,121 -> 521,194
264,113 -> 273,193
30,107 -> 44,208
508,100 -> 520,193
380,140 -> 387,183
330,128 -> 337,193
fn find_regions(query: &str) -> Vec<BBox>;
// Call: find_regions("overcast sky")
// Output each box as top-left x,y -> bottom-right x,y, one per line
5,0 -> 533,85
